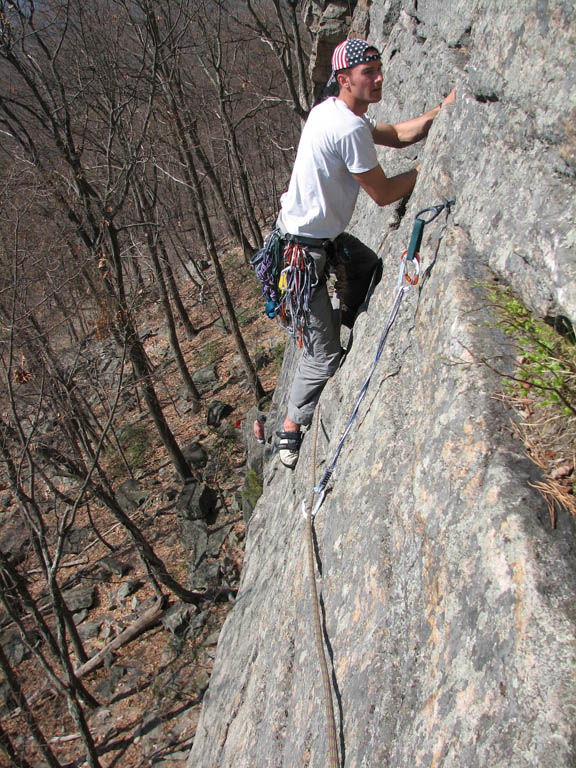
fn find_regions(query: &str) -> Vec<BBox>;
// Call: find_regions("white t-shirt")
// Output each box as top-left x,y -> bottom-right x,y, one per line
278,97 -> 378,240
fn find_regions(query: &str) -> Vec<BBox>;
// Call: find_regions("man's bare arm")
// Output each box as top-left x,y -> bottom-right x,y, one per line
352,165 -> 417,207
373,88 -> 455,148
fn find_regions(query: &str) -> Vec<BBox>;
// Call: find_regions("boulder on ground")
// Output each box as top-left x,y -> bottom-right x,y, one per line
192,365 -> 219,394
206,401 -> 233,427
182,440 -> 208,469
116,479 -> 148,512
64,585 -> 97,613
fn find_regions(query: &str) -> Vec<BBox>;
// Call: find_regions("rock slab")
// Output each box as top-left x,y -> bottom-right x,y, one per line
188,1 -> 576,766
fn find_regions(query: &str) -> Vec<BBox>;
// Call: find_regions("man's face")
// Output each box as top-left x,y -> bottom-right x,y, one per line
339,55 -> 383,104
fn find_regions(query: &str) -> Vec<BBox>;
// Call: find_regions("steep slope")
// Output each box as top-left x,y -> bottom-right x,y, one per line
188,2 -> 576,766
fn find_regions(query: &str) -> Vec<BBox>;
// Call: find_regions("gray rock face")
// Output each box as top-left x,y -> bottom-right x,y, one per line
182,441 -> 208,470
116,480 -> 148,512
192,364 -> 219,394
176,482 -> 221,587
63,585 -> 97,614
189,2 -> 576,767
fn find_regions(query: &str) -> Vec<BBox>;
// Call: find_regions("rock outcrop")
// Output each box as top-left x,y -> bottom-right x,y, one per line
188,2 -> 576,766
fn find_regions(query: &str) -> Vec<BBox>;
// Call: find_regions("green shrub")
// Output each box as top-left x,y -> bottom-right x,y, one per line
242,468 -> 263,508
198,339 -> 221,365
270,341 -> 286,372
486,283 -> 576,416
106,422 -> 153,474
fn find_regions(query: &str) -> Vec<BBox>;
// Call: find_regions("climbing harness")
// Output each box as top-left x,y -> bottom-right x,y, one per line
311,200 -> 455,518
251,229 -> 319,347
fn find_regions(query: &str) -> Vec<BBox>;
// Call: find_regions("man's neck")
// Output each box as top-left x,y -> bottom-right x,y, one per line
337,91 -> 369,117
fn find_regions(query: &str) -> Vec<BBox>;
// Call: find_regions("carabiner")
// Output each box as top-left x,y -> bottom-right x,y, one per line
401,251 -> 420,285
415,199 -> 455,224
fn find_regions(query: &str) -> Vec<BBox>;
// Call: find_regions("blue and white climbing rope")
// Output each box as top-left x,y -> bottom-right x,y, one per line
311,200 -> 454,518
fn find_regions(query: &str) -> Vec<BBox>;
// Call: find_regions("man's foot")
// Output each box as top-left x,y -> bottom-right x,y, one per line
253,419 -> 265,444
276,430 -> 302,469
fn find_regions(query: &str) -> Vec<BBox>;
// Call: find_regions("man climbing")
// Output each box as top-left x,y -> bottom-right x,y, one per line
276,38 -> 455,468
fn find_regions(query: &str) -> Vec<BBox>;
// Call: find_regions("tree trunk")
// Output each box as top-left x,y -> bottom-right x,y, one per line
0,721 -> 34,768
186,116 -> 255,255
161,241 -> 198,339
106,224 -> 194,481
128,333 -> 194,479
134,186 -> 201,410
152,95 -> 265,401
0,646 -> 62,768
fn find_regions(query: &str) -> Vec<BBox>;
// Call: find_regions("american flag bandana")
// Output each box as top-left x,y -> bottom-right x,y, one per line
327,39 -> 381,86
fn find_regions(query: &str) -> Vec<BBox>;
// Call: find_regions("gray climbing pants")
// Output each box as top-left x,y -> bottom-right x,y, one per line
287,233 -> 379,426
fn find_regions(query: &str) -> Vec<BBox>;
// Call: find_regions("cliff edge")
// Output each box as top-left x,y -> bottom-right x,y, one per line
188,2 -> 576,766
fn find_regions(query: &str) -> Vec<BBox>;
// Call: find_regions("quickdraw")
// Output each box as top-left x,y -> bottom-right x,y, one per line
278,242 -> 318,348
311,199 -> 454,518
404,200 -> 455,263
251,232 -> 318,348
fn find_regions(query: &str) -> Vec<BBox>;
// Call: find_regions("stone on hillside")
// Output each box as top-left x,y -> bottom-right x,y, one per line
192,561 -> 221,589
94,664 -> 128,700
206,525 -> 232,558
182,441 -> 208,469
0,492 -> 13,509
192,365 -> 219,394
159,640 -> 180,668
214,317 -> 229,334
3,631 -> 31,667
77,621 -> 102,641
229,491 -> 242,514
0,680 -> 16,713
64,585 -> 96,613
176,483 -> 218,522
73,609 -> 90,625
218,419 -> 238,441
62,525 -> 89,555
0,525 -> 31,567
109,579 -> 142,608
98,555 -> 131,578
116,480 -> 148,512
180,520 -> 208,572
161,603 -> 195,636
176,483 -> 219,577
186,610 -> 209,638
253,350 -> 271,370
204,629 -> 221,647
206,400 -> 233,427
164,485 -> 179,502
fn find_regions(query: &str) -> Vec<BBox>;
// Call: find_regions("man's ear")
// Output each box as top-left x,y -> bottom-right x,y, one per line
336,70 -> 350,91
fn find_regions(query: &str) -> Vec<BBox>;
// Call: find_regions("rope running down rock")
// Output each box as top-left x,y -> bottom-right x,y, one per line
305,408 -> 340,767
302,201 -> 454,767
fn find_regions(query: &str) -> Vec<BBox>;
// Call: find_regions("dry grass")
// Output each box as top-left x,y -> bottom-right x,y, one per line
485,282 -> 576,526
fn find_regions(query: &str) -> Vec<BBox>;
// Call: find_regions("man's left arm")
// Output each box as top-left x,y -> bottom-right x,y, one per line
373,88 -> 455,148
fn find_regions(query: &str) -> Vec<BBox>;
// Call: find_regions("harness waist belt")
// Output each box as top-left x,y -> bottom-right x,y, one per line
279,228 -> 332,249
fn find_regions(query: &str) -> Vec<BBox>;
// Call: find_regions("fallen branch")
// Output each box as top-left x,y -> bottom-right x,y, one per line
28,557 -> 88,575
49,733 -> 81,744
75,596 -> 167,678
